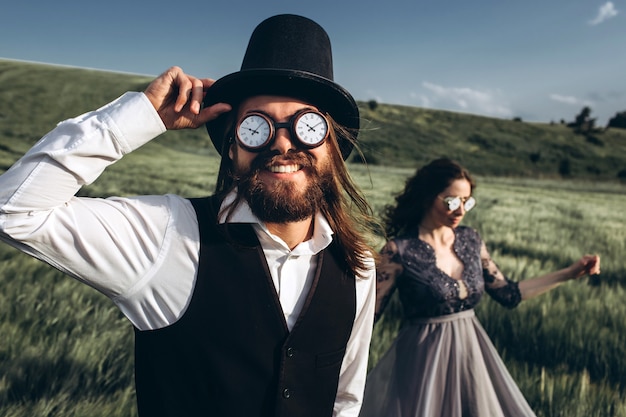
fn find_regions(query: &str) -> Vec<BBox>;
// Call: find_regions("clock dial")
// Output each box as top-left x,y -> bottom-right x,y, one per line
236,113 -> 272,149
295,111 -> 329,146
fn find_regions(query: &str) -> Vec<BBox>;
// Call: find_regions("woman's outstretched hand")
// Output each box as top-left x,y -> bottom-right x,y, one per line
570,254 -> 601,280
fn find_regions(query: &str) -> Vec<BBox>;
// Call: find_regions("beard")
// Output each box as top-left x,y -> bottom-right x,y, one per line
236,151 -> 333,223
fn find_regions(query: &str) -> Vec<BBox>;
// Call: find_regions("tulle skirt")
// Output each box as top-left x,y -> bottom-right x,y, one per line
359,310 -> 536,417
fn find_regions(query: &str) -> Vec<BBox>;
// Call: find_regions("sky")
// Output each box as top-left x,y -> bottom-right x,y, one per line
1,0 -> 623,125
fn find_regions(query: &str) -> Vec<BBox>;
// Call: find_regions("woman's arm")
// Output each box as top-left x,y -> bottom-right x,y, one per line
480,238 -> 601,302
374,240 -> 404,321
518,254 -> 601,300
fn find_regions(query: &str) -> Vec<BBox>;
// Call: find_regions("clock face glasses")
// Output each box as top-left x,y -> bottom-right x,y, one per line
235,109 -> 330,152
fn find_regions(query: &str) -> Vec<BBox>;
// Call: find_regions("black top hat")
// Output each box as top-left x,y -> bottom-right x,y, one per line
203,14 -> 359,160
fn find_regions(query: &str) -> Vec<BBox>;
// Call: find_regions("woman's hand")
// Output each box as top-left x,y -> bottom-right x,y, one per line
144,66 -> 231,130
569,254 -> 601,280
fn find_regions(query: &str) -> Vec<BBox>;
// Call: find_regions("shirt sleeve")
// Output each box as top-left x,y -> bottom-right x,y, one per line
333,258 -> 376,417
0,92 -> 201,330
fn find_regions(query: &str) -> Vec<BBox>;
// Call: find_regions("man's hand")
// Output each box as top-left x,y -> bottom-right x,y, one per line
144,66 -> 232,130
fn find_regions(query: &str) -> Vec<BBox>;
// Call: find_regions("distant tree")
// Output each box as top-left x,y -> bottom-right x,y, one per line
575,106 -> 592,125
529,152 -> 541,163
568,106 -> 596,134
368,100 -> 379,111
618,169 -> 626,181
559,158 -> 571,176
607,111 -> 626,130
513,116 -> 522,122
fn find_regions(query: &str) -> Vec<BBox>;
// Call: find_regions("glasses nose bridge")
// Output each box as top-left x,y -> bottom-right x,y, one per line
273,121 -> 292,135
270,120 -> 296,151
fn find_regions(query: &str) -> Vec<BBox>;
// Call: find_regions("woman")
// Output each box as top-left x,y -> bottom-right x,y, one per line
360,158 -> 600,417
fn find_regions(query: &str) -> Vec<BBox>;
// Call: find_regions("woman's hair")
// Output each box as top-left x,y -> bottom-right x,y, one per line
382,158 -> 475,238
214,113 -> 379,277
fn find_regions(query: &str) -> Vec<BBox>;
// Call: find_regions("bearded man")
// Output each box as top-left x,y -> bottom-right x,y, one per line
0,14 -> 377,417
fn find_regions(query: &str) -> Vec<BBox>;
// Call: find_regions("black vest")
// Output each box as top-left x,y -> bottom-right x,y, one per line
134,196 -> 357,417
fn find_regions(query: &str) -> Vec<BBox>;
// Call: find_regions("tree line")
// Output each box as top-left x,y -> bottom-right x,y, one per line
567,107 -> 626,132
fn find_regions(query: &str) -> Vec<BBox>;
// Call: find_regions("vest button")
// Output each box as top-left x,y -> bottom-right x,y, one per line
286,347 -> 295,357
282,388 -> 291,399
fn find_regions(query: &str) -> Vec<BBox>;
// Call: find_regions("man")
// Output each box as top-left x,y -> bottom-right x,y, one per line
0,14 -> 376,417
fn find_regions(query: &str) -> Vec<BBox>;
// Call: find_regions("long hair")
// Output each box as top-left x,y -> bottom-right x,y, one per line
214,114 -> 379,277
382,158 -> 475,238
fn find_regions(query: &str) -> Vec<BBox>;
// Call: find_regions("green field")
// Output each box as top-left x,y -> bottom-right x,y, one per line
1,60 -> 625,416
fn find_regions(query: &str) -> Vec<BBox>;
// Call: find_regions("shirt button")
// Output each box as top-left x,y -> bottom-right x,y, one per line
282,388 -> 291,399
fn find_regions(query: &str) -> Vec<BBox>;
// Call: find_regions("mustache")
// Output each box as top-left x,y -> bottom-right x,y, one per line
248,149 -> 314,173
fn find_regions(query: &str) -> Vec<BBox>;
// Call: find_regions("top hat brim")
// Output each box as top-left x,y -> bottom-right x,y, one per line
203,68 -> 359,160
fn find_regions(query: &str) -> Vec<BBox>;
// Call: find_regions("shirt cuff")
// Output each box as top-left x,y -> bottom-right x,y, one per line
99,91 -> 167,153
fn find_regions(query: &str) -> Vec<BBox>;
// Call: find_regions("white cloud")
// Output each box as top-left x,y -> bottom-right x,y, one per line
421,82 -> 513,118
549,93 -> 594,106
589,2 -> 618,25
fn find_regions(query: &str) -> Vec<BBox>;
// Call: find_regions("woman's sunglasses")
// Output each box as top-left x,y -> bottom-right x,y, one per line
441,196 -> 476,212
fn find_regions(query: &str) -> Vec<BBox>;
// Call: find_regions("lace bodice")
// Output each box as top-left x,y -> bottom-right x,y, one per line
376,226 -> 521,320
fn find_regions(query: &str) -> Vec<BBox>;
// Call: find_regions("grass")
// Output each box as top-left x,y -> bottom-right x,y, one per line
1,59 -> 625,416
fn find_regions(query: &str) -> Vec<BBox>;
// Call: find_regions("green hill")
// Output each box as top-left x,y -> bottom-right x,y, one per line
357,102 -> 626,180
2,58 -> 626,180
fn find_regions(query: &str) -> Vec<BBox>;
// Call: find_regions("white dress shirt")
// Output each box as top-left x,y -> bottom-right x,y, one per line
0,91 -> 375,417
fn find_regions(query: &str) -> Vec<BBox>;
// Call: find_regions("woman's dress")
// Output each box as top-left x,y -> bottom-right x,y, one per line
359,226 -> 536,417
